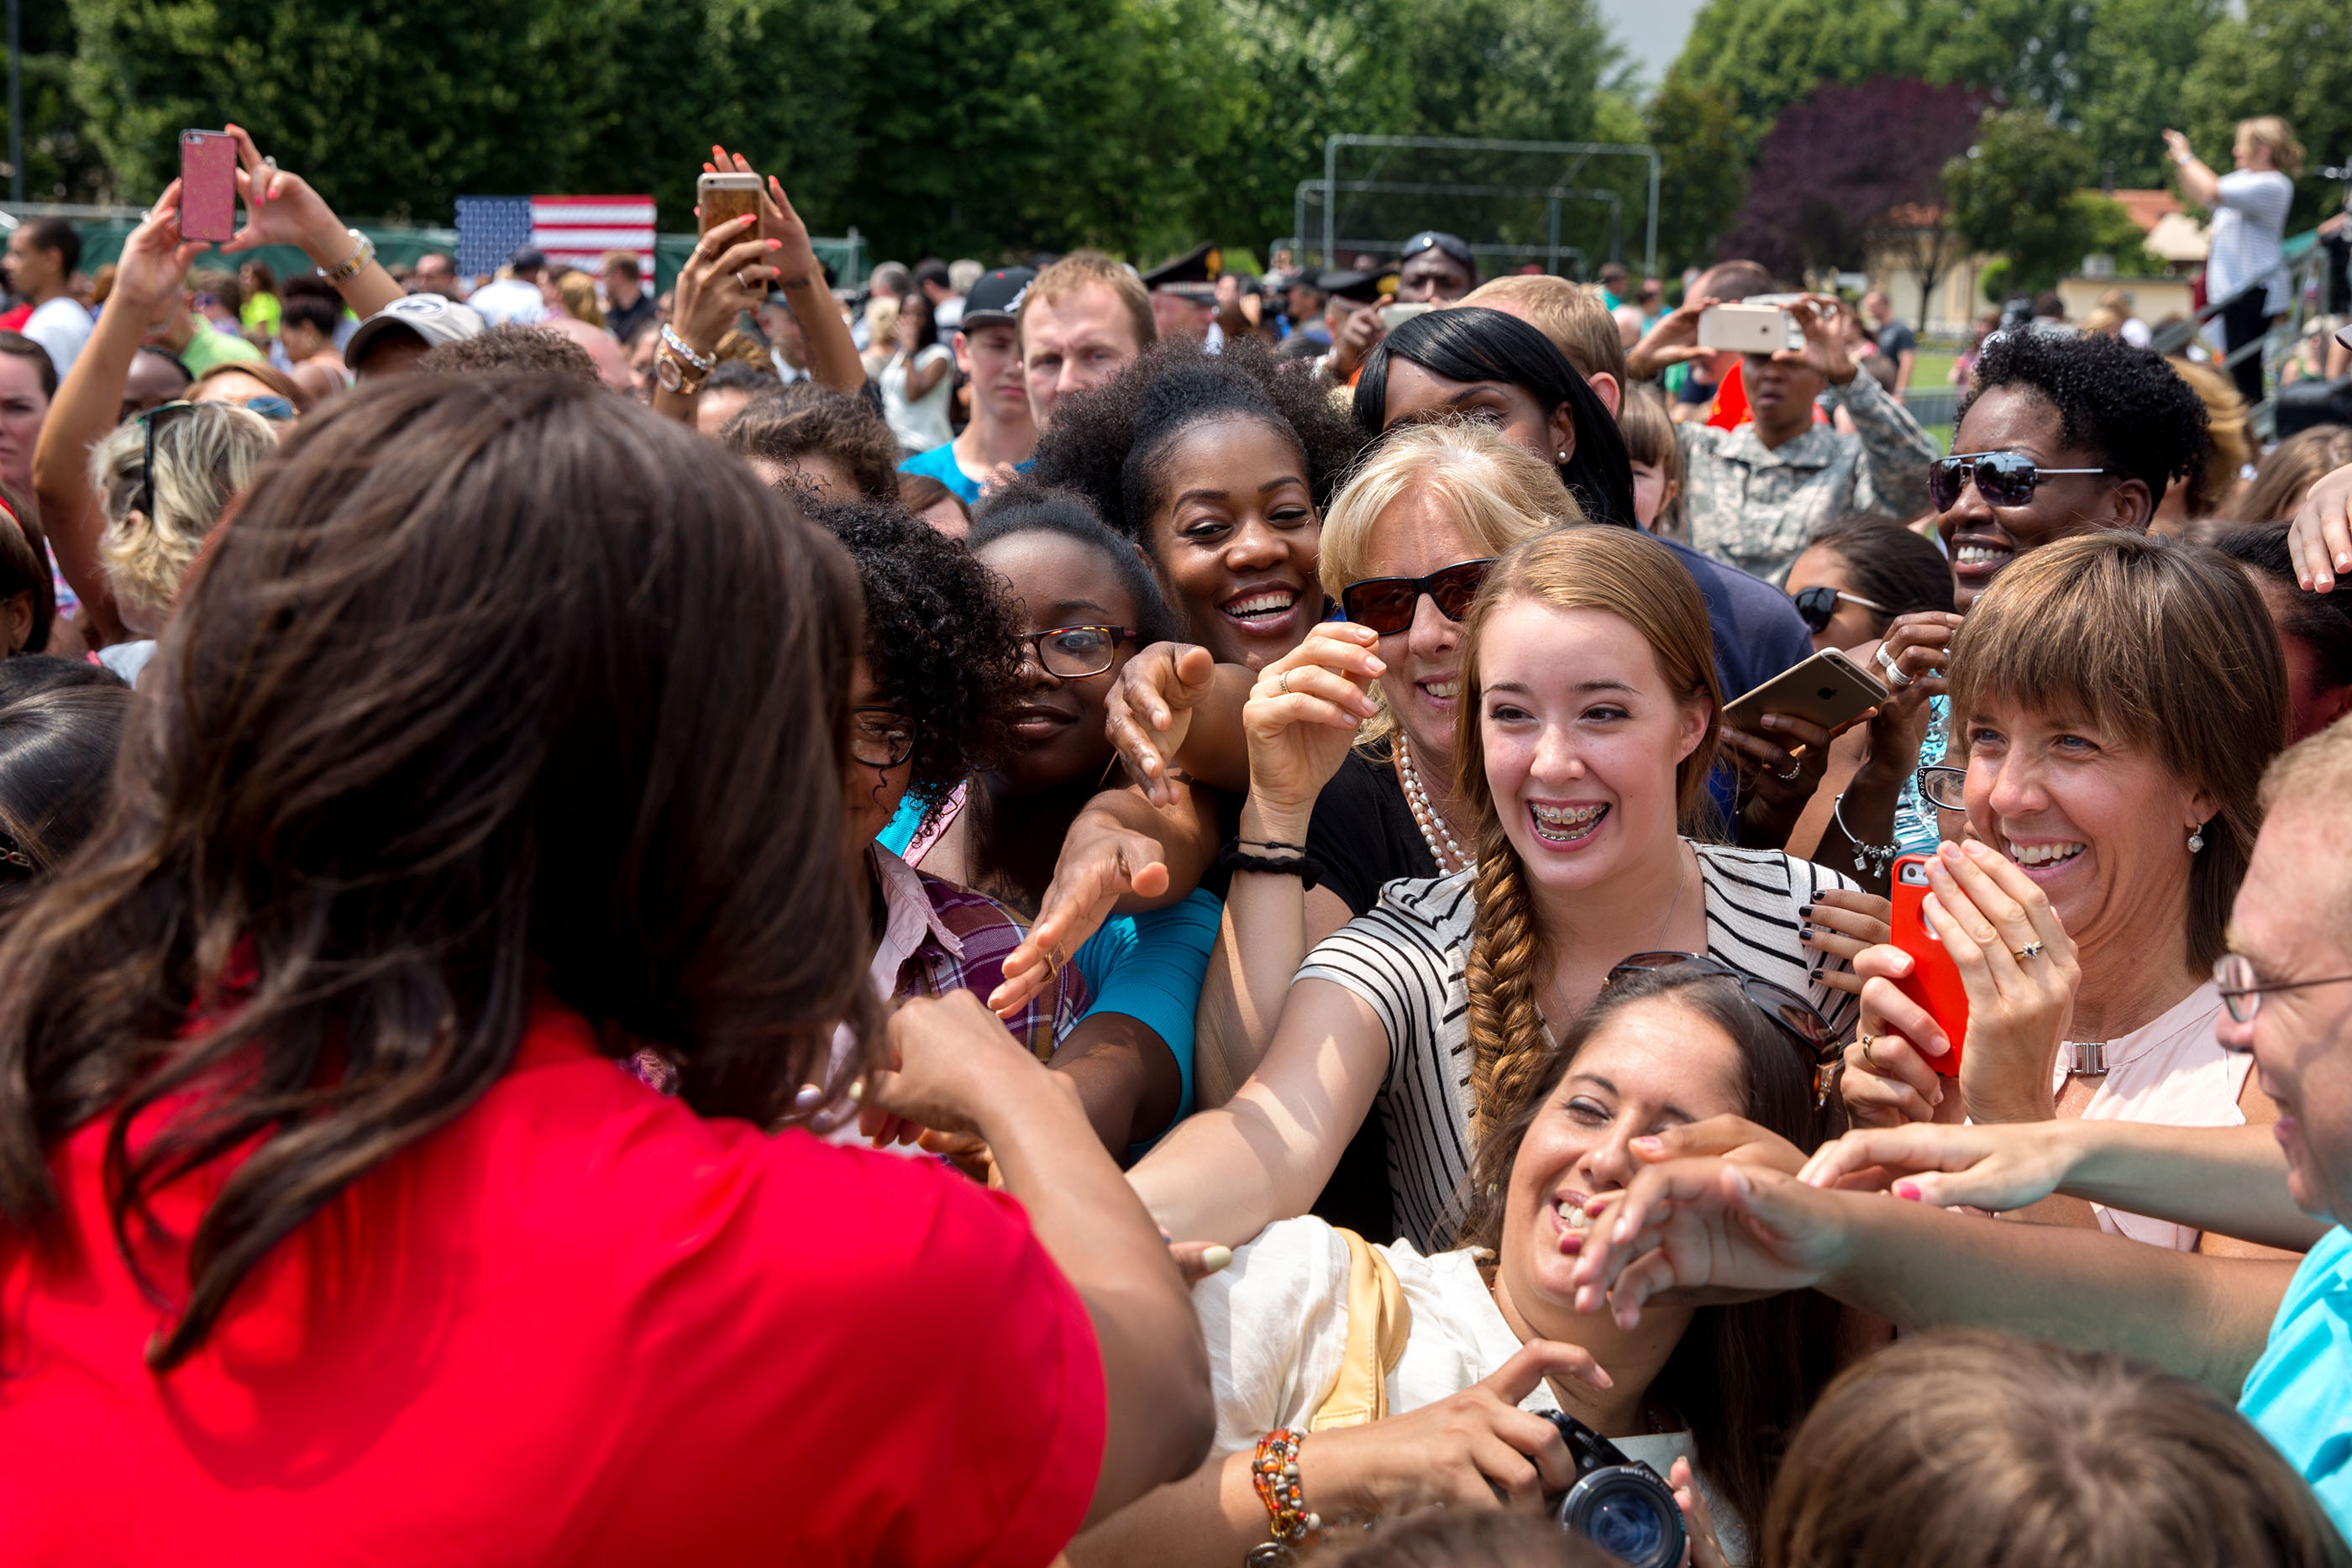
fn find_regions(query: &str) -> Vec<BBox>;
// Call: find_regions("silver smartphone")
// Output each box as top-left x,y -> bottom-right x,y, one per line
1722,646 -> 1890,734
1697,302 -> 1803,355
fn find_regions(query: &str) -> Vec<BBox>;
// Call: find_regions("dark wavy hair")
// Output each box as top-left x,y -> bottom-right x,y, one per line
1452,962 -> 1841,1537
722,385 -> 902,504
0,376 -> 875,1369
805,499 -> 1022,825
968,482 -> 1186,649
0,683 -> 132,909
1024,335 -> 1364,551
1355,307 -> 1638,530
416,323 -> 601,383
1804,514 -> 1956,637
1959,329 -> 2210,508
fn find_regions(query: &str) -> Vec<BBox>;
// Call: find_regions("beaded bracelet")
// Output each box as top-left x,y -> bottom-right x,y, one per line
1217,837 -> 1325,890
1251,1429 -> 1320,1548
659,323 -> 717,373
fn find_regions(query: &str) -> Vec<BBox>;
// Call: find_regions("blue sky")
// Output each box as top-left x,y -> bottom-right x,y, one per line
1601,0 -> 1708,87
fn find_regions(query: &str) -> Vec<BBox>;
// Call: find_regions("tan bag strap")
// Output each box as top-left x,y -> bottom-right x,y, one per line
1309,1228 -> 1413,1430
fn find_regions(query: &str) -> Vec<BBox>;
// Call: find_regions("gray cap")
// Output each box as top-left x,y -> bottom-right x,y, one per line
345,293 -> 488,372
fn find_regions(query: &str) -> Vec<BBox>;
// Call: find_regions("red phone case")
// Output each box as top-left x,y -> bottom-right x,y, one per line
180,131 -> 239,243
1890,854 -> 1970,1076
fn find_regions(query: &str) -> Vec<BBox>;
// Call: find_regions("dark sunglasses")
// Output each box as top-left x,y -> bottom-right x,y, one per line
137,401 -> 200,522
1606,951 -> 1840,1106
1339,558 -> 1497,636
1788,584 -> 1889,633
1928,450 -> 2111,512
1017,625 -> 1137,679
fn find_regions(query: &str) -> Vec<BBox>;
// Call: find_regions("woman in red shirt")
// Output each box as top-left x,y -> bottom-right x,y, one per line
0,375 -> 1210,1565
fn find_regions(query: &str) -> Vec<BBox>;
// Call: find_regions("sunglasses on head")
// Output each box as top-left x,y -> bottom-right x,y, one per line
1606,951 -> 1840,1107
136,401 -> 200,522
1339,558 -> 1497,636
1929,450 -> 2112,512
1788,584 -> 1889,633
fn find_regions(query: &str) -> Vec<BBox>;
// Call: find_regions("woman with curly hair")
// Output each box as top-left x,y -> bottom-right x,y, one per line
1026,335 -> 1365,672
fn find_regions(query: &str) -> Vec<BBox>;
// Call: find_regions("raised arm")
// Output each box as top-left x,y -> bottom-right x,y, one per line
30,184 -> 205,635
2163,129 -> 2223,210
1104,642 -> 1255,803
705,145 -> 863,394
867,990 -> 1213,1523
219,125 -> 403,320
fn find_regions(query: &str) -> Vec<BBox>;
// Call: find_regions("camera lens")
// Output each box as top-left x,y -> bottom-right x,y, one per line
1560,1470 -> 1684,1568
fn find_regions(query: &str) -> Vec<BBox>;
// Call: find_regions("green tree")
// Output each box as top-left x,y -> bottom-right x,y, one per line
1944,108 -> 2097,298
1642,75 -> 1747,274
2071,0 -> 2223,188
2180,0 -> 2352,231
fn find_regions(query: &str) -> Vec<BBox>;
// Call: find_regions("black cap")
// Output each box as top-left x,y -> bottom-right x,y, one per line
1141,242 -> 1222,291
1317,268 -> 1391,304
1399,231 -> 1474,270
958,266 -> 1037,332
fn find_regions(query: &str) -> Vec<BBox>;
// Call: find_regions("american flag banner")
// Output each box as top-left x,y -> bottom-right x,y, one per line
454,194 -> 658,280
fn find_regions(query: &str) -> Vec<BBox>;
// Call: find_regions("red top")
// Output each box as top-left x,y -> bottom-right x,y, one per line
0,1002 -> 1105,1567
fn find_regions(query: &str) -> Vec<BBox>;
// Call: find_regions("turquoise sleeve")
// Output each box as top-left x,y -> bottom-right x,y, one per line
1073,888 -> 1222,1146
875,793 -> 925,857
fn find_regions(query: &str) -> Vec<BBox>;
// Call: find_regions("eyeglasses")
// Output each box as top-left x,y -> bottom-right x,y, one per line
137,401 -> 200,523
1919,764 -> 1968,811
2213,952 -> 2352,1027
1929,451 -> 2113,512
1339,559 -> 1497,636
850,706 -> 917,770
1606,951 -> 1840,1104
1788,584 -> 1890,634
1016,625 -> 1137,680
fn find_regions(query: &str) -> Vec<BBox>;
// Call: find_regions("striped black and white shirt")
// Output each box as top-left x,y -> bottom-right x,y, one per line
1295,843 -> 1861,1252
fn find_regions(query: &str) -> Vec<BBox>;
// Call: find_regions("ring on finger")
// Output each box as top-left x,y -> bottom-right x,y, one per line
1874,644 -> 1914,690
1278,669 -> 1293,696
1776,758 -> 1803,780
1856,1033 -> 1881,1067
2012,941 -> 2045,961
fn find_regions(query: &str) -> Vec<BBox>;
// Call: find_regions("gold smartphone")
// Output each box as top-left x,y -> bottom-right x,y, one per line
696,171 -> 762,236
1721,647 -> 1889,734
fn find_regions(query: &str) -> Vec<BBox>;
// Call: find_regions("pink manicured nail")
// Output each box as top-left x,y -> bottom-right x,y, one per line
1894,1180 -> 1923,1200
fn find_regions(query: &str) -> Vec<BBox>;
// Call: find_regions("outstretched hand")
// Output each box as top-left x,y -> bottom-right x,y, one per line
988,817 -> 1172,1017
1568,1160 -> 1845,1331
703,144 -> 822,286
1104,642 -> 1220,808
109,181 -> 207,321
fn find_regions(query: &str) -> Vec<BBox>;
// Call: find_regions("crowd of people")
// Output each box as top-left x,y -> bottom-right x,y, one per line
4,113 -> 2352,1568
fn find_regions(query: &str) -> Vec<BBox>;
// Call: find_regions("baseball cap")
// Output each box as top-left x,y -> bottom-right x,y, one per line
957,266 -> 1037,333
1400,231 -> 1475,270
509,245 -> 549,273
345,293 -> 489,372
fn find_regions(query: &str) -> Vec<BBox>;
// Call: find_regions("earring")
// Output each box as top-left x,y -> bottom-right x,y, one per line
2188,825 -> 2206,853
1556,450 -> 1568,462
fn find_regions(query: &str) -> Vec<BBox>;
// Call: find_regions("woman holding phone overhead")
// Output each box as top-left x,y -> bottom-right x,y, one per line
1128,524 -> 1859,1254
1835,534 -> 2297,1258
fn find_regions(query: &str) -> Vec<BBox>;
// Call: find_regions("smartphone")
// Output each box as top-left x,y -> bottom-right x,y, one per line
1721,647 -> 1888,735
1891,855 -> 1970,1076
1379,301 -> 1436,331
696,171 -> 762,237
179,129 -> 239,243
1697,302 -> 1802,354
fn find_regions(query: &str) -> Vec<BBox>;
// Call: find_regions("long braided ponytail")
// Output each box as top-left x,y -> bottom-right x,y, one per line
1451,527 -> 1721,1137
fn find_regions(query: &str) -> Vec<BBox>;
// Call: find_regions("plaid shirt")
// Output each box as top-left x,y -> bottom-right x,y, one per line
1676,367 -> 1937,580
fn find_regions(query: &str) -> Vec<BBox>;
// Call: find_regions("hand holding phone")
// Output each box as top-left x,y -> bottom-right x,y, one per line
179,129 -> 239,244
1889,855 -> 1969,1077
697,171 -> 763,238
1721,647 -> 1887,735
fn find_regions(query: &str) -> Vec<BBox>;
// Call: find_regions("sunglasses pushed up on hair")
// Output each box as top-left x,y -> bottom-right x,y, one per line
1927,450 -> 2112,512
1338,558 -> 1498,636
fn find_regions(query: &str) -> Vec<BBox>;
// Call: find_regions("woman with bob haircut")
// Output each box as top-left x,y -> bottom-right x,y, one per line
1131,524 -> 1858,1254
1836,533 -> 2294,1256
1077,962 -> 1843,1566
1761,1329 -> 2350,1568
0,376 -> 1210,1560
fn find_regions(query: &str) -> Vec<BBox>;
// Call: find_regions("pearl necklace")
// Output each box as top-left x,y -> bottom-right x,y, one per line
1396,734 -> 1473,873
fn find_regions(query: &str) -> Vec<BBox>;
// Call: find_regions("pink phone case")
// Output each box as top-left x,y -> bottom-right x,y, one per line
180,131 -> 239,243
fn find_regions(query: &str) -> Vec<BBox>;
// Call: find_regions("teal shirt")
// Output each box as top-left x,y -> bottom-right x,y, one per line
2239,1224 -> 2352,1534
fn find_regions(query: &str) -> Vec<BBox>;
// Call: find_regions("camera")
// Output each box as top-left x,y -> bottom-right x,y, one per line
1536,1409 -> 1688,1568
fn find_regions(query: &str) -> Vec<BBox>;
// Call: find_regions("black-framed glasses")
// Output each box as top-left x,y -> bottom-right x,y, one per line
1928,451 -> 2112,512
1788,584 -> 1889,634
1919,764 -> 1968,811
850,705 -> 917,770
1016,625 -> 1137,679
1607,951 -> 1840,1104
2214,953 -> 2352,1028
137,401 -> 199,522
1340,558 -> 1497,636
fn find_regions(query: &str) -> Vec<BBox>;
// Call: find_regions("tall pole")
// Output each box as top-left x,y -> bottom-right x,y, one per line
7,0 -> 22,204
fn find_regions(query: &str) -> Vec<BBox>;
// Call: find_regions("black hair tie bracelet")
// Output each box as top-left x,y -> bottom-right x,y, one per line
1217,836 -> 1326,891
